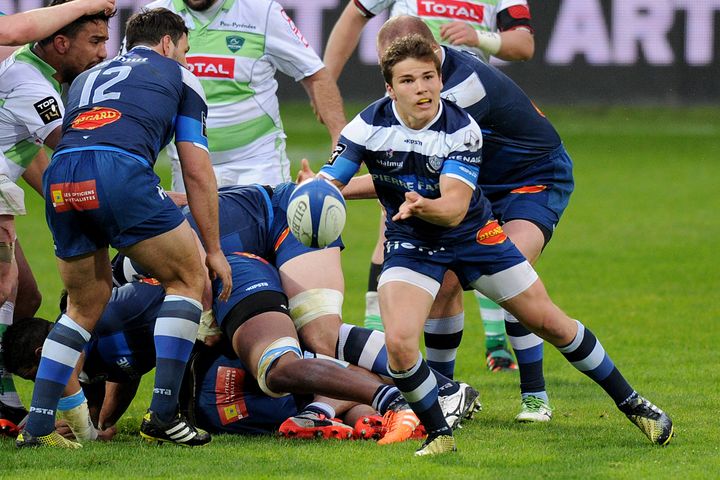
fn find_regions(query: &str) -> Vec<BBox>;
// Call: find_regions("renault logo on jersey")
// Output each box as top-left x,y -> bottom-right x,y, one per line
187,56 -> 235,79
226,35 -> 245,53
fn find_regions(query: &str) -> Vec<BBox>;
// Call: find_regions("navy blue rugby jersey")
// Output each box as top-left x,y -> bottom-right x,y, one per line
440,47 -> 561,187
56,47 -> 208,167
82,281 -> 165,383
321,97 -> 493,242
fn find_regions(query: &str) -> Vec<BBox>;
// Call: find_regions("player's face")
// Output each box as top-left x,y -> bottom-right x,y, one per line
182,0 -> 217,11
167,33 -> 190,67
386,57 -> 442,130
61,20 -> 109,83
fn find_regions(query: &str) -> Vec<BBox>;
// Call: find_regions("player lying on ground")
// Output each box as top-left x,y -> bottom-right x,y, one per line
317,34 -> 674,456
3,281 -> 420,441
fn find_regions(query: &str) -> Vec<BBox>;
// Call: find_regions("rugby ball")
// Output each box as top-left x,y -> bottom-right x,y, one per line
286,177 -> 346,248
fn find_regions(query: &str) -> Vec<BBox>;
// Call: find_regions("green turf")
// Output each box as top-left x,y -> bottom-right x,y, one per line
3,104 -> 719,478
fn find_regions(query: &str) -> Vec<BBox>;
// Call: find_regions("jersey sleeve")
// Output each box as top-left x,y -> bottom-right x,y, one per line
441,117 -> 483,189
318,116 -> 368,185
264,1 -> 324,81
174,66 -> 209,152
5,74 -> 63,144
497,0 -> 533,33
352,0 -> 394,18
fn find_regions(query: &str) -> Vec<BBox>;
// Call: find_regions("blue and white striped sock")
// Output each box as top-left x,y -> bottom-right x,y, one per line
150,295 -> 201,422
389,354 -> 450,436
424,313 -> 464,379
25,314 -> 90,436
557,320 -> 634,405
505,312 -> 547,402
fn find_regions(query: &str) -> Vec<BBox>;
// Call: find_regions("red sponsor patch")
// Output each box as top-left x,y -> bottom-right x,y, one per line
417,0 -> 484,22
50,180 -> 100,213
139,277 -> 161,286
71,107 -> 121,130
507,4 -> 531,20
187,56 -> 235,79
476,219 -> 507,245
510,185 -> 547,194
232,251 -> 270,265
215,366 -> 248,425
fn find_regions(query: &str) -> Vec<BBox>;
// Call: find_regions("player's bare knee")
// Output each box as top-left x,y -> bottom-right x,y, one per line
257,336 -> 302,397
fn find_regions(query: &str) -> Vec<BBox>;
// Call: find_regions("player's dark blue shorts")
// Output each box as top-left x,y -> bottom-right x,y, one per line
194,352 -> 303,435
212,253 -> 285,326
383,221 -> 527,289
481,144 -> 574,236
44,149 -> 184,258
269,182 -> 344,268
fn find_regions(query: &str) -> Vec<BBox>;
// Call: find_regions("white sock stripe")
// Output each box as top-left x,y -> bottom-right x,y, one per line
337,323 -> 352,361
403,373 -> 438,404
425,313 -> 464,334
507,333 -> 543,351
425,347 -> 457,363
571,340 -> 606,372
164,294 -> 202,311
504,312 -> 520,323
389,354 -> 423,379
358,330 -> 385,370
558,320 -> 585,353
155,317 -> 200,342
43,338 -> 83,367
57,314 -> 91,342
480,309 -> 505,321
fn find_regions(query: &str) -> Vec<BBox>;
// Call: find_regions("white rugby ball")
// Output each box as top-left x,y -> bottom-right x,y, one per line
286,177 -> 346,248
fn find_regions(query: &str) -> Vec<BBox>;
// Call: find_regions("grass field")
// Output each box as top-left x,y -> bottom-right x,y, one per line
3,104 -> 720,478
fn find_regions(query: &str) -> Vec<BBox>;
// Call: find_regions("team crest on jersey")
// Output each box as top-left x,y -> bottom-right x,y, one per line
226,35 -> 245,53
476,220 -> 507,245
427,155 -> 443,173
71,107 -> 122,130
33,96 -> 61,125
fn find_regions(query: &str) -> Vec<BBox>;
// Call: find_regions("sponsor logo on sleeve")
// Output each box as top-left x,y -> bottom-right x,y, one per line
50,180 -> 100,213
33,96 -> 61,125
280,8 -> 309,47
417,0 -> 484,23
71,107 -> 122,130
329,143 -> 347,165
476,219 -> 507,245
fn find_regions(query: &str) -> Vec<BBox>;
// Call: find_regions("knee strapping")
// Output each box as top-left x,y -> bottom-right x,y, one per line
288,289 -> 343,330
257,336 -> 302,398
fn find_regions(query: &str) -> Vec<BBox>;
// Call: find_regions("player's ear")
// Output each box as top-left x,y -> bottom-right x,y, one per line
53,35 -> 71,55
160,34 -> 173,57
34,346 -> 43,360
386,82 -> 396,101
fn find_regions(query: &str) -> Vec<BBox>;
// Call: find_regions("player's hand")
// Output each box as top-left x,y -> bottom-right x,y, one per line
96,425 -> 117,441
392,191 -> 423,221
80,0 -> 116,15
55,420 -> 77,440
439,22 -> 479,48
206,250 -> 232,302
295,158 -> 316,184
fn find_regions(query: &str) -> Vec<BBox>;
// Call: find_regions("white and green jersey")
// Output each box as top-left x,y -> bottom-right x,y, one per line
0,45 -> 63,182
145,0 -> 324,179
354,0 -> 528,62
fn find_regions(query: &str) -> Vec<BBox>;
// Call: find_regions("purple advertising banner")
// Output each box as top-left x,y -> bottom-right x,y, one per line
2,0 -> 718,104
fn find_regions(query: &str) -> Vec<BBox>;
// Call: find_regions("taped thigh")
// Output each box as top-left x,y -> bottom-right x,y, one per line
288,288 -> 343,331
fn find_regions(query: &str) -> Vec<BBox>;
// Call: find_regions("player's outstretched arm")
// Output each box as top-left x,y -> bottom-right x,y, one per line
392,176 -> 473,227
0,0 -> 115,46
439,22 -> 534,61
323,1 -> 370,80
176,142 -> 232,301
301,68 -> 347,146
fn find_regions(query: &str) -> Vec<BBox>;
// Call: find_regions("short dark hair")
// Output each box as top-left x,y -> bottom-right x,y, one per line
377,15 -> 437,55
37,0 -> 116,46
1,317 -> 53,377
126,8 -> 188,50
380,34 -> 440,85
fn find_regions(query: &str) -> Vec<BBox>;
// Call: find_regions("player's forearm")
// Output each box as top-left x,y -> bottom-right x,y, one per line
302,69 -> 347,146
496,29 -> 534,61
21,149 -> 49,198
410,197 -> 468,227
323,2 -> 368,81
0,0 -> 111,46
98,379 -> 140,429
342,174 -> 376,200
